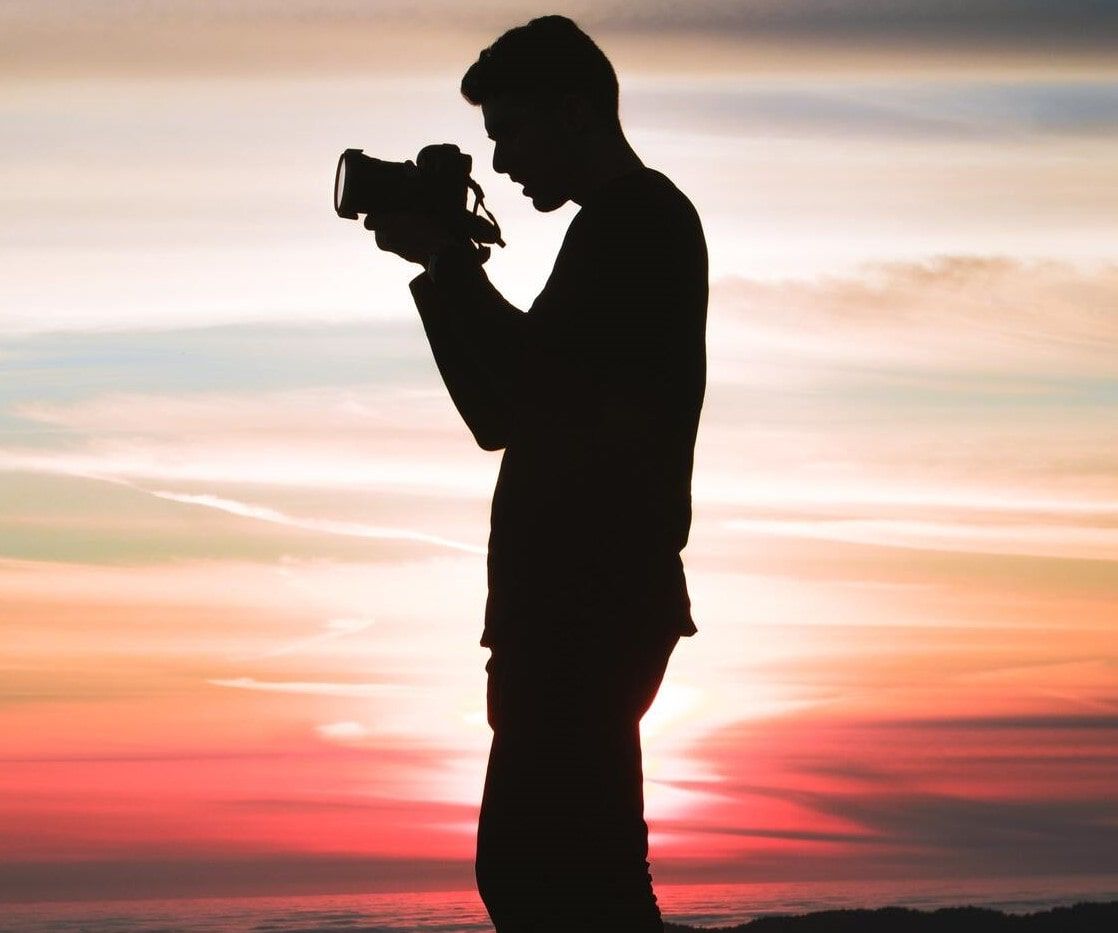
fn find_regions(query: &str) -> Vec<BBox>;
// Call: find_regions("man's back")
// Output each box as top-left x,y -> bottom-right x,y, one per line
483,166 -> 707,649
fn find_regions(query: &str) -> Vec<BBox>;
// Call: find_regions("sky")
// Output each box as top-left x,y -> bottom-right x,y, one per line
1,0 -> 1117,905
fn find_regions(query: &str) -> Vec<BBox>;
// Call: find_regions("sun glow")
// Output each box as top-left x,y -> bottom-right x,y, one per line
642,682 -> 704,741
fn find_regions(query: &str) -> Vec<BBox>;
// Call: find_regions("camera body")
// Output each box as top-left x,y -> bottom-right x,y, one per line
334,144 -> 504,259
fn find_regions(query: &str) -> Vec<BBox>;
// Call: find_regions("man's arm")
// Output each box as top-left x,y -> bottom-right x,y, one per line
422,241 -> 528,399
409,264 -> 523,451
366,212 -> 528,450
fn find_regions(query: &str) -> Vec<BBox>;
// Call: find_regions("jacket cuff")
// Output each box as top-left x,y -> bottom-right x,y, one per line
425,241 -> 482,289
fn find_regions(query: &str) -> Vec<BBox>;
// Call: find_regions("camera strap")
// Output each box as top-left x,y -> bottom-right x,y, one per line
467,177 -> 505,249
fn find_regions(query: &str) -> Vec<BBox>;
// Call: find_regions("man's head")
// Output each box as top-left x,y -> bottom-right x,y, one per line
461,15 -> 622,212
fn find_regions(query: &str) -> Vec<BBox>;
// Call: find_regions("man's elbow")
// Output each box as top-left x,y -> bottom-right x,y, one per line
469,416 -> 507,450
473,430 -> 507,452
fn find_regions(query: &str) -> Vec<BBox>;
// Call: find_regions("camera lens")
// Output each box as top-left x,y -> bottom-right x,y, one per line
334,156 -> 346,214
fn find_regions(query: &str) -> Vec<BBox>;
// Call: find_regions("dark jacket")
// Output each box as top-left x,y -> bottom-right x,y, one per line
410,166 -> 707,649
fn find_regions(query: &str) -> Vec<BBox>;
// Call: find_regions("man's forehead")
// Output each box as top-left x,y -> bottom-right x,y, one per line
482,94 -> 533,136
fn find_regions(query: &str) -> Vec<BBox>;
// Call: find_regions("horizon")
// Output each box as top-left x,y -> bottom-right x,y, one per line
6,877 -> 1118,927
2,0 -> 1117,908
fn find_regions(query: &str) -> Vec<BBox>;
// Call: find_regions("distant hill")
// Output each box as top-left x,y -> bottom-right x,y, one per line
664,900 -> 1118,932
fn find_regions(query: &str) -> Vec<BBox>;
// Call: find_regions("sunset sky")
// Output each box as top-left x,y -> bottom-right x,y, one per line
2,0 -> 1117,904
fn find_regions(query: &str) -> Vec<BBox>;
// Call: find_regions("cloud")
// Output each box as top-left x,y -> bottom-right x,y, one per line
725,516 -> 1118,561
207,677 -> 404,698
2,384 -> 499,497
316,720 -> 371,740
595,0 -> 1118,47
661,709 -> 1118,877
883,713 -> 1118,731
689,256 -> 1118,525
255,617 -> 376,659
662,822 -> 880,845
4,1 -> 1114,83
627,78 -> 1118,141
668,787 -> 1118,874
9,1 -> 1115,46
5,259 -> 1114,568
709,257 -> 1118,378
0,853 -> 476,902
148,489 -> 485,554
11,384 -> 448,438
794,789 -> 1118,869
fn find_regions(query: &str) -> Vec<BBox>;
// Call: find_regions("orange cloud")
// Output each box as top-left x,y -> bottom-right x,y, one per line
709,257 -> 1118,377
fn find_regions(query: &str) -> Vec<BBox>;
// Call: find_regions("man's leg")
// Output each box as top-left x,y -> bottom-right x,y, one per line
475,629 -> 678,931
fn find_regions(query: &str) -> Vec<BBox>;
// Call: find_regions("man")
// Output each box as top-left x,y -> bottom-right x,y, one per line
368,15 -> 707,932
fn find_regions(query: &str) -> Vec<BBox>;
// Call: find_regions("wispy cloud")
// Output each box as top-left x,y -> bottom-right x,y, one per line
7,2 -> 1115,61
207,677 -> 404,698
316,720 -> 371,740
149,490 -> 485,555
710,257 -> 1118,377
656,707 -> 1118,874
726,516 -> 1118,560
3,385 -> 496,491
254,618 -> 376,659
63,6 -> 949,107
630,78 -> 1118,141
594,0 -> 1118,50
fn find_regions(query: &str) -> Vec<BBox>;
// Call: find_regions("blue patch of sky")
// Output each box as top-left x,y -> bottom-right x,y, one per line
626,79 -> 1118,140
821,368 -> 1118,413
0,323 -> 433,436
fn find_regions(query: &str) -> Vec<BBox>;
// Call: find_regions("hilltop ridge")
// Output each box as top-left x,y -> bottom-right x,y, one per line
664,900 -> 1117,932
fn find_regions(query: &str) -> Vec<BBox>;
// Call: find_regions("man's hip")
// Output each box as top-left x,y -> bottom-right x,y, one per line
485,626 -> 679,732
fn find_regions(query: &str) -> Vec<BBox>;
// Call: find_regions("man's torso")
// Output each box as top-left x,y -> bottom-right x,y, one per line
482,167 -> 708,648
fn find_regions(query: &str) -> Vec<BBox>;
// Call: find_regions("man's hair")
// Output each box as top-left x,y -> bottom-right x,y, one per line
460,15 -> 620,129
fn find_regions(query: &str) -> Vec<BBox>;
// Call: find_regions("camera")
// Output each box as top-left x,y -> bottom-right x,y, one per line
334,144 -> 504,261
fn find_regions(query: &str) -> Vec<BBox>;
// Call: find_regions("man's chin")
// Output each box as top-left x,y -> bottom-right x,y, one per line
530,191 -> 568,213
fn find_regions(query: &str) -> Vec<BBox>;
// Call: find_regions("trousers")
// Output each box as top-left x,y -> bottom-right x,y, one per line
475,627 -> 680,932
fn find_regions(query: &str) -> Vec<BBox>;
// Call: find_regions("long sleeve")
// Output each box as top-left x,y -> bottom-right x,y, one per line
409,248 -> 527,450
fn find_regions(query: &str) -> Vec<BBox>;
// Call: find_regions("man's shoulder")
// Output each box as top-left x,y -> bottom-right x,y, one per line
576,167 -> 704,245
640,167 -> 698,210
589,167 -> 696,215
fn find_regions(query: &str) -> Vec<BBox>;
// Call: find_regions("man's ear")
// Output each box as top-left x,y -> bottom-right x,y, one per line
559,93 -> 595,135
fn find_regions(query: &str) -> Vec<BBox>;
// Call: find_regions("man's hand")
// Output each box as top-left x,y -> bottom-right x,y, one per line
365,210 -> 453,266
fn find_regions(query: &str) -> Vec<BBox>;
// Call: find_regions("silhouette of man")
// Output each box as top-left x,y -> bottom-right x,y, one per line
367,15 -> 706,932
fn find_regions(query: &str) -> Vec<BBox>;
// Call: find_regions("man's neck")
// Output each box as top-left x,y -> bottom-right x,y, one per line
569,134 -> 645,207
